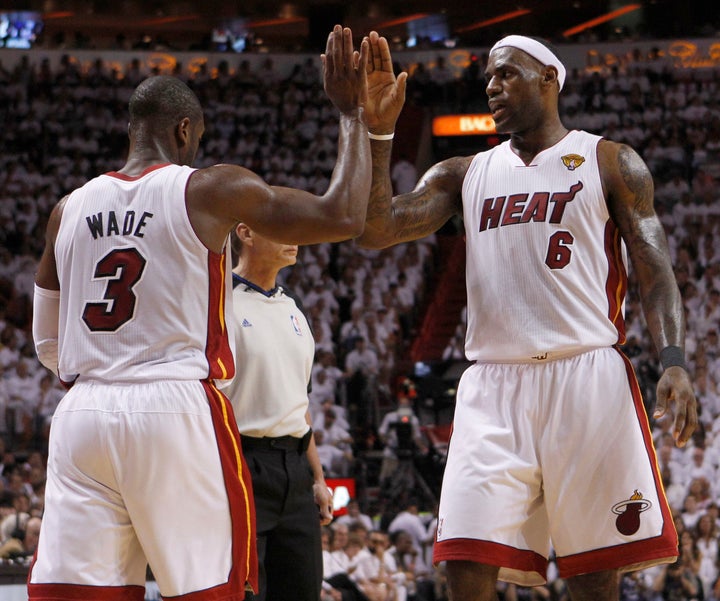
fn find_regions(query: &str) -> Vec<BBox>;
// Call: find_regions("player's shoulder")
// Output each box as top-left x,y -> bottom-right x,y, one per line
427,154 -> 475,184
596,137 -> 648,176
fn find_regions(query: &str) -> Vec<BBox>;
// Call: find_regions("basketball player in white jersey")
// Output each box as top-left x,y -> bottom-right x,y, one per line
357,32 -> 697,601
30,26 -> 370,601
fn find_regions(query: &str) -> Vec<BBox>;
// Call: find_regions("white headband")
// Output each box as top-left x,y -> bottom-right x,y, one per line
490,35 -> 566,92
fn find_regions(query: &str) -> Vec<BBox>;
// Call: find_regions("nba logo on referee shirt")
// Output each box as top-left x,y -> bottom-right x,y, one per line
290,314 -> 303,336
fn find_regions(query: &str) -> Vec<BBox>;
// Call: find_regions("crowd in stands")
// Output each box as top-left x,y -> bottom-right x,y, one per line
1,43 -> 720,599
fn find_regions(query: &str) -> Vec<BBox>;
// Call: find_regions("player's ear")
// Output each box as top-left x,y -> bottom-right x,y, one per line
176,117 -> 191,146
543,66 -> 558,88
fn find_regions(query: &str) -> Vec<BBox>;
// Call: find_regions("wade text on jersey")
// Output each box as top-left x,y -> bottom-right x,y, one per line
85,210 -> 155,239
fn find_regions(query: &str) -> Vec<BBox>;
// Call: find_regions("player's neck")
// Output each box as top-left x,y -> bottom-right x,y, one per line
119,136 -> 180,176
509,120 -> 569,165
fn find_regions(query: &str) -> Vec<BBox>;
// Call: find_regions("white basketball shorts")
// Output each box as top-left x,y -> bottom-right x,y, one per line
28,379 -> 257,600
433,347 -> 677,586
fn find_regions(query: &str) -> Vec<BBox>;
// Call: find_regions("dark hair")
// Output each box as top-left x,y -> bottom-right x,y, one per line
129,75 -> 202,131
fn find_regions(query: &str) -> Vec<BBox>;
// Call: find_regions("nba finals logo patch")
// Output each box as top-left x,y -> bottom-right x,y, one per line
611,490 -> 651,535
561,154 -> 585,171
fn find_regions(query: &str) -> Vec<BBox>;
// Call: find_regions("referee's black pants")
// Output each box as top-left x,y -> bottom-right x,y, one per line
242,437 -> 323,601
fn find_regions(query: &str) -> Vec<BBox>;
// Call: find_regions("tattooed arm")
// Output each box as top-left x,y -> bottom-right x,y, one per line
600,139 -> 697,446
356,30 -> 466,249
357,153 -> 469,249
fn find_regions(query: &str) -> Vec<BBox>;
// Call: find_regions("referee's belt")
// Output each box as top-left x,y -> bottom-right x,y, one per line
241,429 -> 312,453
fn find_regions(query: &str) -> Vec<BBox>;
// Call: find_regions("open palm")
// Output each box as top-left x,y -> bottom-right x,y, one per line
364,31 -> 407,133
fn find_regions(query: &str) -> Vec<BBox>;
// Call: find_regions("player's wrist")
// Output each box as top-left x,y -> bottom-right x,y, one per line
660,345 -> 686,371
368,130 -> 394,140
339,107 -> 365,123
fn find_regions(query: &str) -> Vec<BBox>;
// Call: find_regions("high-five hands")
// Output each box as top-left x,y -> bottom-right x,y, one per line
321,25 -> 369,116
364,31 -> 407,134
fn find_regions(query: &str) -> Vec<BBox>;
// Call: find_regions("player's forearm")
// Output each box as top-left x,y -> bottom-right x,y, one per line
321,112 -> 371,239
635,251 -> 686,355
356,137 -> 396,248
33,285 -> 60,375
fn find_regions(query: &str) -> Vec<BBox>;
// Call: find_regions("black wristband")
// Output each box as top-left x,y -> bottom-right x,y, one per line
659,345 -> 686,370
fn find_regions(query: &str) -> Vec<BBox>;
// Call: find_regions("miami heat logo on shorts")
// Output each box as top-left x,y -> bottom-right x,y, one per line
611,490 -> 652,535
561,153 -> 585,171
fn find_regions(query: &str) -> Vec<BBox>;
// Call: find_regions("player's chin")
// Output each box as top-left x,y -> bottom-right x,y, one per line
492,118 -> 511,134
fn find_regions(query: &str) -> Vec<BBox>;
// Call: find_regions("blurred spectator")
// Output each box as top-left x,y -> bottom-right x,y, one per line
695,512 -> 719,598
344,336 -> 379,423
0,491 -> 30,545
351,530 -> 402,601
442,331 -> 465,361
377,389 -> 427,486
0,514 -> 40,560
681,494 -> 704,530
391,153 -> 418,195
387,498 -> 430,557
388,529 -> 435,601
336,499 -> 374,532
315,430 -> 353,477
315,407 -> 353,451
429,56 -> 455,105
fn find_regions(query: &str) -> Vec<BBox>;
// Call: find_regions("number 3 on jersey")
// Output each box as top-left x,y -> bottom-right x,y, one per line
82,247 -> 147,332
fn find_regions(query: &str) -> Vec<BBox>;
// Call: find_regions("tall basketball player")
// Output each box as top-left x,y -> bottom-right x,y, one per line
358,31 -> 696,601
30,26 -> 369,601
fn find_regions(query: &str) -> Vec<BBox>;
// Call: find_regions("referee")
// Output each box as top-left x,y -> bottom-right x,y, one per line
223,223 -> 334,601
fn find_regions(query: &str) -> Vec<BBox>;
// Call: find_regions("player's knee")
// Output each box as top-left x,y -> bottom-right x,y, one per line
446,561 -> 499,601
565,568 -> 619,601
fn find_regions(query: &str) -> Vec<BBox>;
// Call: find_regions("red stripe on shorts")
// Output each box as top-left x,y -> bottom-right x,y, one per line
28,583 -> 145,600
557,349 -> 678,579
197,380 -> 258,599
433,537 -> 547,578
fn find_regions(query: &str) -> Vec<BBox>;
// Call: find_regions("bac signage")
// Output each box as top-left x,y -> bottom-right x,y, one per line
432,114 -> 496,137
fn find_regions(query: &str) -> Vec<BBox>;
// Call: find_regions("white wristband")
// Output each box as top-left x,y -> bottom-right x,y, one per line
368,131 -> 394,141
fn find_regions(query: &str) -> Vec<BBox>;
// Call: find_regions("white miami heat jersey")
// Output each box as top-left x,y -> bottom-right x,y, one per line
54,163 -> 235,384
462,130 -> 627,362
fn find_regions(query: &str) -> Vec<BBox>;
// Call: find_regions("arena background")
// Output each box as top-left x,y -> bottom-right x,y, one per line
0,1 -> 719,599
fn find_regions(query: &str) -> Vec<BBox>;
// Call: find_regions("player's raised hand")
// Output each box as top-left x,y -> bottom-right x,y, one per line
321,25 -> 369,117
364,31 -> 407,134
655,366 -> 697,447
